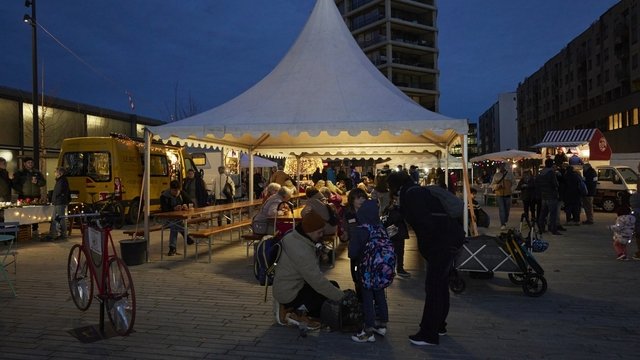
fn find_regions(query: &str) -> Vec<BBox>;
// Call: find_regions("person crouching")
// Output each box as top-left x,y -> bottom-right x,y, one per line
273,211 -> 344,329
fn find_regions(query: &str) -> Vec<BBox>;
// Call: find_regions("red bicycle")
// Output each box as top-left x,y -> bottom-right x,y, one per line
66,213 -> 136,335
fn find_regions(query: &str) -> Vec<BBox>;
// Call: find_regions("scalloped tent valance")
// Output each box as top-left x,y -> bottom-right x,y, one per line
147,0 -> 468,157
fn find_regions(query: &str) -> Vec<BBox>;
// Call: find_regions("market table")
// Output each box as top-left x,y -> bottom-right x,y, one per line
1,205 -> 54,225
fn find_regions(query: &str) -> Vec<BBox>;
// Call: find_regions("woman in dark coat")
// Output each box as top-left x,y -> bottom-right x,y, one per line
562,166 -> 583,225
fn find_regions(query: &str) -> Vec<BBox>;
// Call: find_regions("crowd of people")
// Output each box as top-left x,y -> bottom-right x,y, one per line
253,162 -> 464,346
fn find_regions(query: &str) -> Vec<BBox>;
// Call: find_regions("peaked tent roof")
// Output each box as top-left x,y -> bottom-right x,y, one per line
148,0 -> 467,157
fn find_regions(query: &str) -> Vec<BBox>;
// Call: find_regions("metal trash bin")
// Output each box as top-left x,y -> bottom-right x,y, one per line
119,238 -> 146,266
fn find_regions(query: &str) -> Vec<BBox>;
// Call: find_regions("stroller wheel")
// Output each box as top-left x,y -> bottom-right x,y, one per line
449,275 -> 466,294
508,273 -> 526,285
522,274 -> 547,297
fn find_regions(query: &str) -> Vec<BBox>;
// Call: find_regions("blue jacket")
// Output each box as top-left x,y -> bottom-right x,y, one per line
348,199 -> 380,262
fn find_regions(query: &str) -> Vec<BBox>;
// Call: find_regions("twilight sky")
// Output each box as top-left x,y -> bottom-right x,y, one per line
0,0 -> 620,122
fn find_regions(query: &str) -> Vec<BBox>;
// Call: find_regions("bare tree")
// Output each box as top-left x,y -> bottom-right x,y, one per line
165,81 -> 200,122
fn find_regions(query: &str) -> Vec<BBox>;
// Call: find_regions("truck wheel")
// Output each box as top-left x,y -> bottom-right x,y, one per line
126,199 -> 141,224
602,198 -> 617,212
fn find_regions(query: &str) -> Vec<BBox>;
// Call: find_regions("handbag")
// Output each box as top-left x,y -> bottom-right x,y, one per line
222,176 -> 233,200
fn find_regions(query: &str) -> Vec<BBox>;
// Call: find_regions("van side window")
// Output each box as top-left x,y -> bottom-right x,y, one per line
598,169 -> 612,181
62,152 -> 85,176
147,155 -> 169,177
87,152 -> 111,181
62,151 -> 111,181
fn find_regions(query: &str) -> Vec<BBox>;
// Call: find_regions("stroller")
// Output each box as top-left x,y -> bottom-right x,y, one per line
449,213 -> 548,297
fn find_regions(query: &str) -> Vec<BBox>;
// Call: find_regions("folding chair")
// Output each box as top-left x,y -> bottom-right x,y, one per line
0,222 -> 19,296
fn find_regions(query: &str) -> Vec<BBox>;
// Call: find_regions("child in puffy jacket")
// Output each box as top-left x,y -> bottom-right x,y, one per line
609,206 -> 636,260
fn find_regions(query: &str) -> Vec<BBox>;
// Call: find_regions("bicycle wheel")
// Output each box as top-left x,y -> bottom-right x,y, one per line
103,202 -> 125,229
105,257 -> 136,335
67,244 -> 94,311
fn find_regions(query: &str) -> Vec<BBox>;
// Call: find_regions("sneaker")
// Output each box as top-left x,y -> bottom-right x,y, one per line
187,237 -> 194,245
582,220 -> 594,225
167,247 -> 177,256
352,330 -> 375,343
557,225 -> 567,231
286,312 -> 321,330
500,225 -> 507,230
409,334 -> 437,346
632,254 -> 640,261
616,254 -> 628,261
438,327 -> 447,336
397,269 -> 411,278
372,326 -> 387,336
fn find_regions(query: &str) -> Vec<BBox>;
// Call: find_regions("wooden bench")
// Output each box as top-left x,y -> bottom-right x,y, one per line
188,219 -> 253,263
241,233 -> 264,257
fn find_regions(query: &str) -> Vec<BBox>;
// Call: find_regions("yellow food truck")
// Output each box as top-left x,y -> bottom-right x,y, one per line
58,134 -> 197,223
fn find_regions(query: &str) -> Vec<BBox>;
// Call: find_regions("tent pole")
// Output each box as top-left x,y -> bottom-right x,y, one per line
143,127 -> 151,262
249,152 -> 254,200
461,133 -> 475,236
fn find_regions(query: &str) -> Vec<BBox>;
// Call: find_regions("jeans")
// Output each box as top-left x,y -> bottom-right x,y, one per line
392,238 -> 406,270
582,196 -> 594,222
284,281 -> 340,318
361,288 -> 388,329
539,198 -> 559,232
496,195 -> 511,226
523,199 -> 540,221
418,250 -> 455,344
167,221 -> 187,249
48,204 -> 67,237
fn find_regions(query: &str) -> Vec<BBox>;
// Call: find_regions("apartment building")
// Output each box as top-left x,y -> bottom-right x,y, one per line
478,92 -> 518,154
517,0 -> 640,154
334,0 -> 439,111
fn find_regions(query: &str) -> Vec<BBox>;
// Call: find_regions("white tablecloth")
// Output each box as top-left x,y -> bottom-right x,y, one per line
2,205 -> 55,225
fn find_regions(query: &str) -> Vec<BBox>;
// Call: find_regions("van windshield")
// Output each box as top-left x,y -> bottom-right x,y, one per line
62,152 -> 111,182
618,167 -> 638,185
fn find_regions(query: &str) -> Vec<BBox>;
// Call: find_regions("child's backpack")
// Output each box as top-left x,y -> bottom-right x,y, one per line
253,235 -> 282,292
358,224 -> 396,290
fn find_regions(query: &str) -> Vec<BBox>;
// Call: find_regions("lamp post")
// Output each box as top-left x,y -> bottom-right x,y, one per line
24,0 -> 40,166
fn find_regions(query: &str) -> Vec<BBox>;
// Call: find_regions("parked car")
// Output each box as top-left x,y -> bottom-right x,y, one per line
593,166 -> 638,212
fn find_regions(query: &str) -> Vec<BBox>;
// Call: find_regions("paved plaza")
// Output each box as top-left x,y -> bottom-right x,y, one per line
0,205 -> 639,359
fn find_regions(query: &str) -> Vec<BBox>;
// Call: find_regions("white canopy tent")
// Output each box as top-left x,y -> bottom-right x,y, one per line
141,0 -> 470,258
375,153 -> 466,171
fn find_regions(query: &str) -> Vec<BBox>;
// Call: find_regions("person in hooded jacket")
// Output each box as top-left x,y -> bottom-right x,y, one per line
387,171 -> 464,346
348,199 -> 390,343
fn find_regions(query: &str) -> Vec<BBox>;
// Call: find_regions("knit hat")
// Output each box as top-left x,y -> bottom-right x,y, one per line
302,211 -> 326,233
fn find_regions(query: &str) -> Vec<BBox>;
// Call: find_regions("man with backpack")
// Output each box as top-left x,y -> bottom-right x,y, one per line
387,171 -> 464,346
272,211 -> 344,329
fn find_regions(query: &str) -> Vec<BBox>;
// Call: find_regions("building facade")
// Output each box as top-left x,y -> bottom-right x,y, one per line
517,0 -> 640,154
478,92 -> 518,154
335,0 -> 439,111
0,86 -> 162,187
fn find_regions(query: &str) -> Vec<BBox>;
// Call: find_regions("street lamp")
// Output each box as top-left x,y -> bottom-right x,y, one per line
24,0 -> 40,167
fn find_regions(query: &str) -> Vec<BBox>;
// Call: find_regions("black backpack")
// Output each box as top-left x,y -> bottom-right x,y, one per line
253,235 -> 283,301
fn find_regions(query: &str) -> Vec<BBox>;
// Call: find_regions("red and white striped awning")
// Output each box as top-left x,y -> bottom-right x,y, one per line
532,129 -> 597,148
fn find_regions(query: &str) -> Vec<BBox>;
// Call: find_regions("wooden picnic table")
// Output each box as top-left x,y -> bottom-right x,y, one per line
153,199 -> 265,259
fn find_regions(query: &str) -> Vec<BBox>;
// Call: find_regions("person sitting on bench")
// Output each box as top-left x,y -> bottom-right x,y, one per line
160,180 -> 195,256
